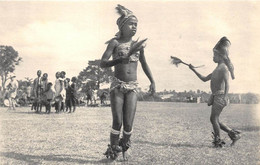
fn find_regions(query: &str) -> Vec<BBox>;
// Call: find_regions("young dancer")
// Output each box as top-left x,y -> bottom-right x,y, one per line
101,4 -> 155,160
189,37 -> 241,147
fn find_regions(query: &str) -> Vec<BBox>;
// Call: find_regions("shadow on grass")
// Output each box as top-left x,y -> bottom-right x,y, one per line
5,111 -> 37,114
5,111 -> 58,115
135,140 -> 210,148
0,152 -> 114,164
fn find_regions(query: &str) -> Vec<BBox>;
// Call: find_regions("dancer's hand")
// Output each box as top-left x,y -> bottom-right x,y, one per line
189,64 -> 195,70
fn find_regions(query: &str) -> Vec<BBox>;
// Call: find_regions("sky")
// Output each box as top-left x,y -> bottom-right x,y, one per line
1,1 -> 260,94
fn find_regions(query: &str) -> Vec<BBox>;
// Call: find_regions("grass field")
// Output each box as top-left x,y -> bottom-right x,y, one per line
0,102 -> 259,165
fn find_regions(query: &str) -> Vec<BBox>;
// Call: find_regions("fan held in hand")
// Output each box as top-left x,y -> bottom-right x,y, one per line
128,38 -> 147,56
170,56 -> 204,68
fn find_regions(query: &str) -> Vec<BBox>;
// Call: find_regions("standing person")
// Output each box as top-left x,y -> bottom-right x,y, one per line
38,73 -> 48,112
54,72 -> 62,113
43,82 -> 55,114
7,75 -> 18,110
92,86 -> 98,105
32,70 -> 42,112
65,78 -> 71,112
21,91 -> 28,106
41,73 -> 48,92
26,82 -> 32,105
60,71 -> 66,111
101,4 -> 155,160
70,77 -> 77,112
100,91 -> 108,105
189,37 -> 241,147
86,87 -> 93,106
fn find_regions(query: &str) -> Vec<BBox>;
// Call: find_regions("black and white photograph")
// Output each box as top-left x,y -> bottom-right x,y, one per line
0,0 -> 259,164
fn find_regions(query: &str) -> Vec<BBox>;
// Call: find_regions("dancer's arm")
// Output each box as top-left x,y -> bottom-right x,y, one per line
100,39 -> 129,68
189,64 -> 211,82
139,48 -> 155,94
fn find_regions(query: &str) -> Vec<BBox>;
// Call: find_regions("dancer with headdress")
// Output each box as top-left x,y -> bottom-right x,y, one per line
101,4 -> 155,160
189,37 -> 241,147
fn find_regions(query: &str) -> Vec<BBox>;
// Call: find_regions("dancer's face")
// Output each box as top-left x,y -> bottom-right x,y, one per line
121,17 -> 138,37
213,50 -> 222,63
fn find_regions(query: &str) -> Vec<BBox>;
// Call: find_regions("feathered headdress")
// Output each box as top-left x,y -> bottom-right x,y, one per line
213,36 -> 231,56
116,5 -> 133,18
214,36 -> 235,79
105,4 -> 137,44
116,4 -> 137,30
128,38 -> 147,56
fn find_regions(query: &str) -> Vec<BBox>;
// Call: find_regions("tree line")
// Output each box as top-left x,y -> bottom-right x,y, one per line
0,45 -> 259,105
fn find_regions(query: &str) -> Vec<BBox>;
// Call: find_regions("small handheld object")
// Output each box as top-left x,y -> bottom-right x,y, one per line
128,38 -> 147,56
170,56 -> 204,68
